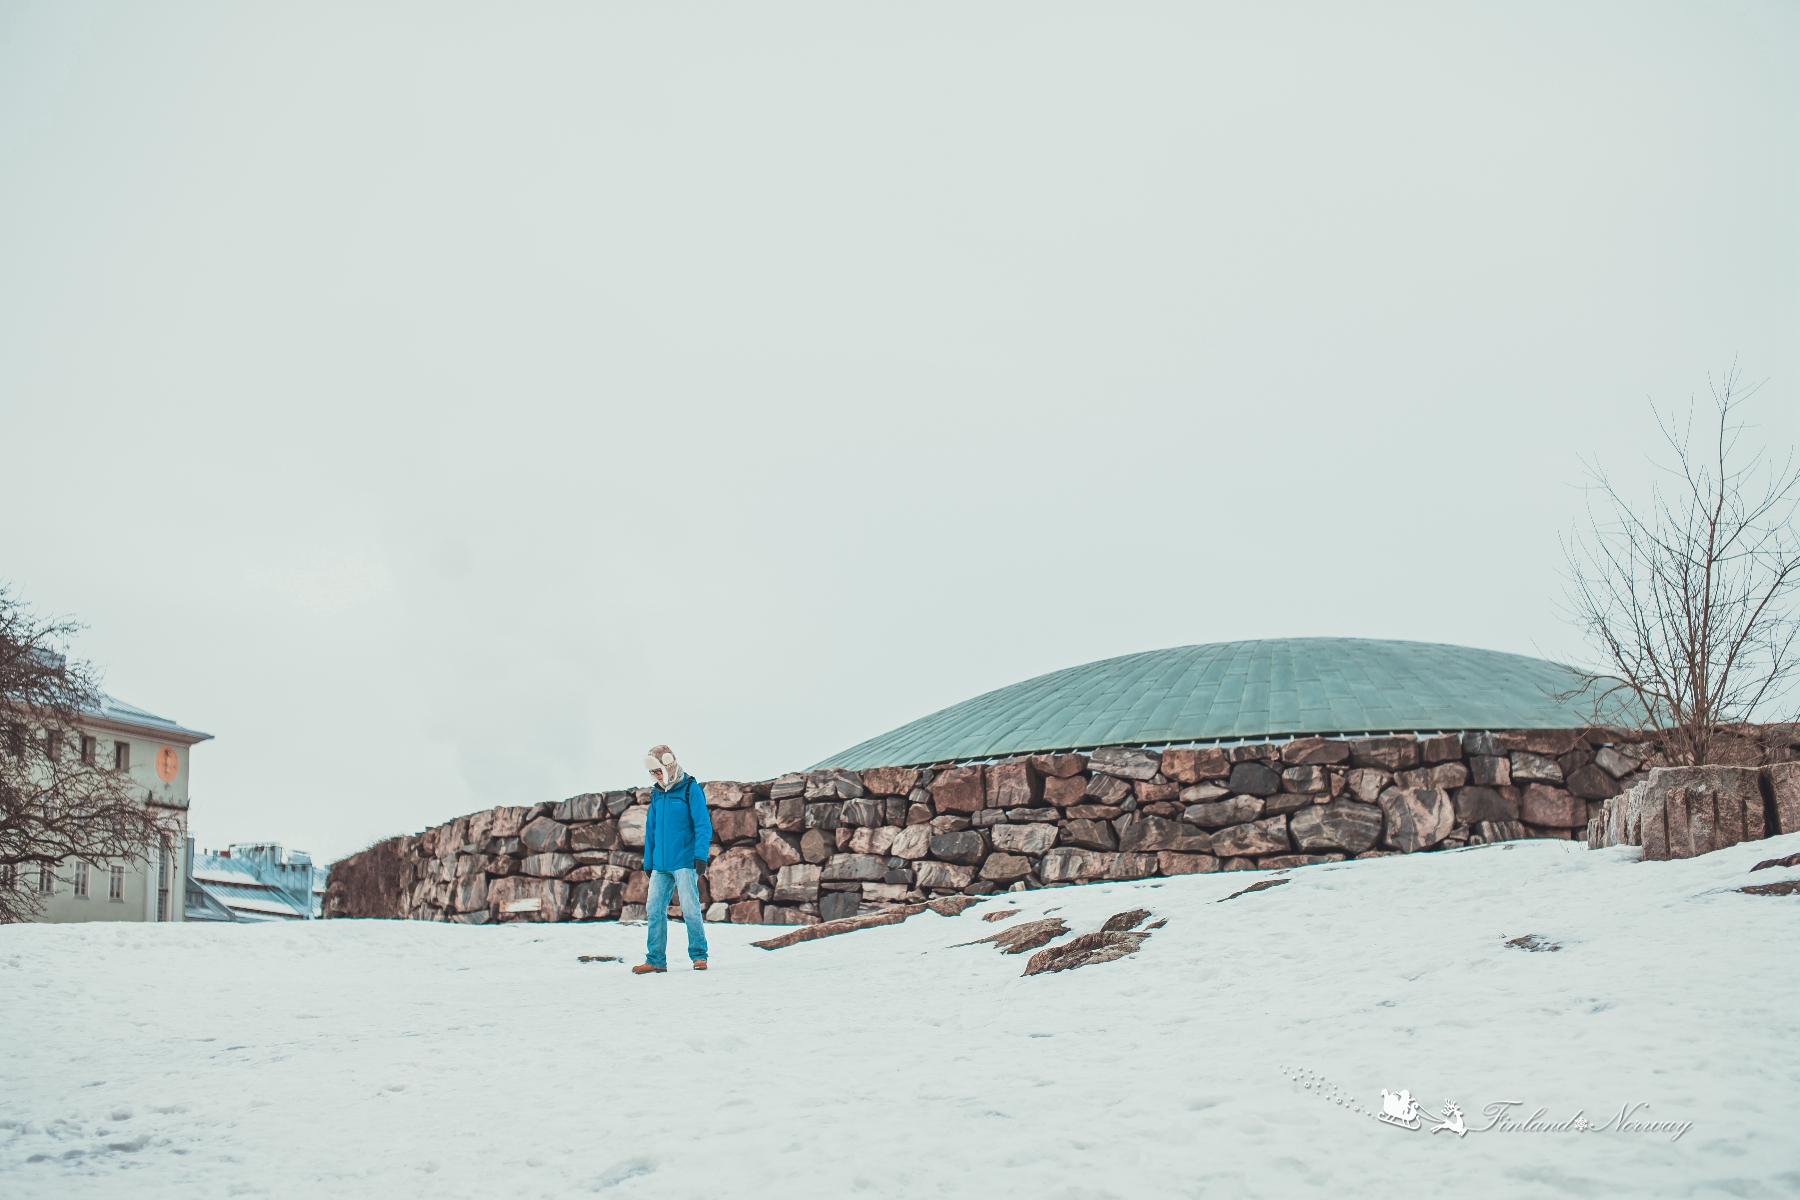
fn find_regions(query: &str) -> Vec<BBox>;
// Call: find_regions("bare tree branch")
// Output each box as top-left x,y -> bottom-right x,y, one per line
0,585 -> 179,923
1558,365 -> 1800,765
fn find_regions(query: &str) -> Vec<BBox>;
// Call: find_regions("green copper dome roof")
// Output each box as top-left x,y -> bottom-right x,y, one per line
813,638 -> 1608,769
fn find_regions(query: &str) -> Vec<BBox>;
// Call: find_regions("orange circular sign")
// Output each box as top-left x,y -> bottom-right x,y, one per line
156,746 -> 179,783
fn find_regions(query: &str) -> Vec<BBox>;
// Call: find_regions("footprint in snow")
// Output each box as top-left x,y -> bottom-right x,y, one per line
593,1157 -> 656,1190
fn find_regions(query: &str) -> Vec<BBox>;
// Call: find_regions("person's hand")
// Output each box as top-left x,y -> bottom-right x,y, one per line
694,859 -> 707,872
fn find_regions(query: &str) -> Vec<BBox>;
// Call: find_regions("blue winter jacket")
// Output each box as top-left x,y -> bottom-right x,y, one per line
642,774 -> 714,873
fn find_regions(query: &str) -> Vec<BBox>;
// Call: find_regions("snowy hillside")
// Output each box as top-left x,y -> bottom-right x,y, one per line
4,836 -> 1798,1198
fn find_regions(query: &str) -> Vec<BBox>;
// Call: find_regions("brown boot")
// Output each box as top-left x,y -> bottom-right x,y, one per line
692,960 -> 708,971
631,963 -> 666,975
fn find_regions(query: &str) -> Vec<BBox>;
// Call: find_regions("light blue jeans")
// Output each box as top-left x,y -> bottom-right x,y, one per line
645,868 -> 708,968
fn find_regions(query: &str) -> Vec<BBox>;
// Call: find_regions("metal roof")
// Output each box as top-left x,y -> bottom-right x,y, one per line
812,638 -> 1618,769
93,694 -> 213,742
190,851 -> 317,920
195,882 -> 307,919
191,857 -> 266,888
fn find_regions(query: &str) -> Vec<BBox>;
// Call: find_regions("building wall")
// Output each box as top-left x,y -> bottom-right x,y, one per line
31,855 -> 149,923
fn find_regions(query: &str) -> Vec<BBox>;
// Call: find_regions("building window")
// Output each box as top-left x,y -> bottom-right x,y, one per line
1,864 -> 15,890
46,731 -> 63,759
81,735 -> 96,764
38,864 -> 54,894
74,861 -> 89,897
114,741 -> 131,771
109,865 -> 125,901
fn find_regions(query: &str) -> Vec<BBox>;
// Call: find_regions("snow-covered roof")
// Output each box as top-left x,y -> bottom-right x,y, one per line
189,851 -> 313,921
191,857 -> 263,887
198,883 -> 308,918
90,693 -> 213,743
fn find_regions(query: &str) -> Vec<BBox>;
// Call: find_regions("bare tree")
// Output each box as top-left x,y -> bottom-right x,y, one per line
1561,367 -> 1800,765
0,587 -> 177,923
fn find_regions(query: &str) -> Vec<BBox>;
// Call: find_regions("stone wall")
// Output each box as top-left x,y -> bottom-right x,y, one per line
325,726 -> 1719,926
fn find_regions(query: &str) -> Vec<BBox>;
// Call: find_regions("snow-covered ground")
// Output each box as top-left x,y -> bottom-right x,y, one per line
4,835 -> 1799,1199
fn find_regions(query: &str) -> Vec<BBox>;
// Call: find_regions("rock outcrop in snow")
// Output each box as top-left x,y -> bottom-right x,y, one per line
1588,762 -> 1800,859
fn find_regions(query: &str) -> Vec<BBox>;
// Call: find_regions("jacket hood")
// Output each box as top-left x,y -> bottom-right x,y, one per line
645,744 -> 684,790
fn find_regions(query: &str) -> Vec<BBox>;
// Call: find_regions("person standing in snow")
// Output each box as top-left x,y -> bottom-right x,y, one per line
632,744 -> 713,974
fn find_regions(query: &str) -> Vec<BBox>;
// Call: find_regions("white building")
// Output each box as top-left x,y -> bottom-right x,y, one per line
24,695 -> 211,924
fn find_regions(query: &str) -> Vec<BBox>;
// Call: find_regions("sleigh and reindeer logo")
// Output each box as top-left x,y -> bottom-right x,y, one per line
1380,1089 -> 1468,1136
1379,1089 -> 1422,1129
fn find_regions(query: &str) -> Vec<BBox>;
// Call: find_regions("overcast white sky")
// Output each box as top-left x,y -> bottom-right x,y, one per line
2,1 -> 1795,861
